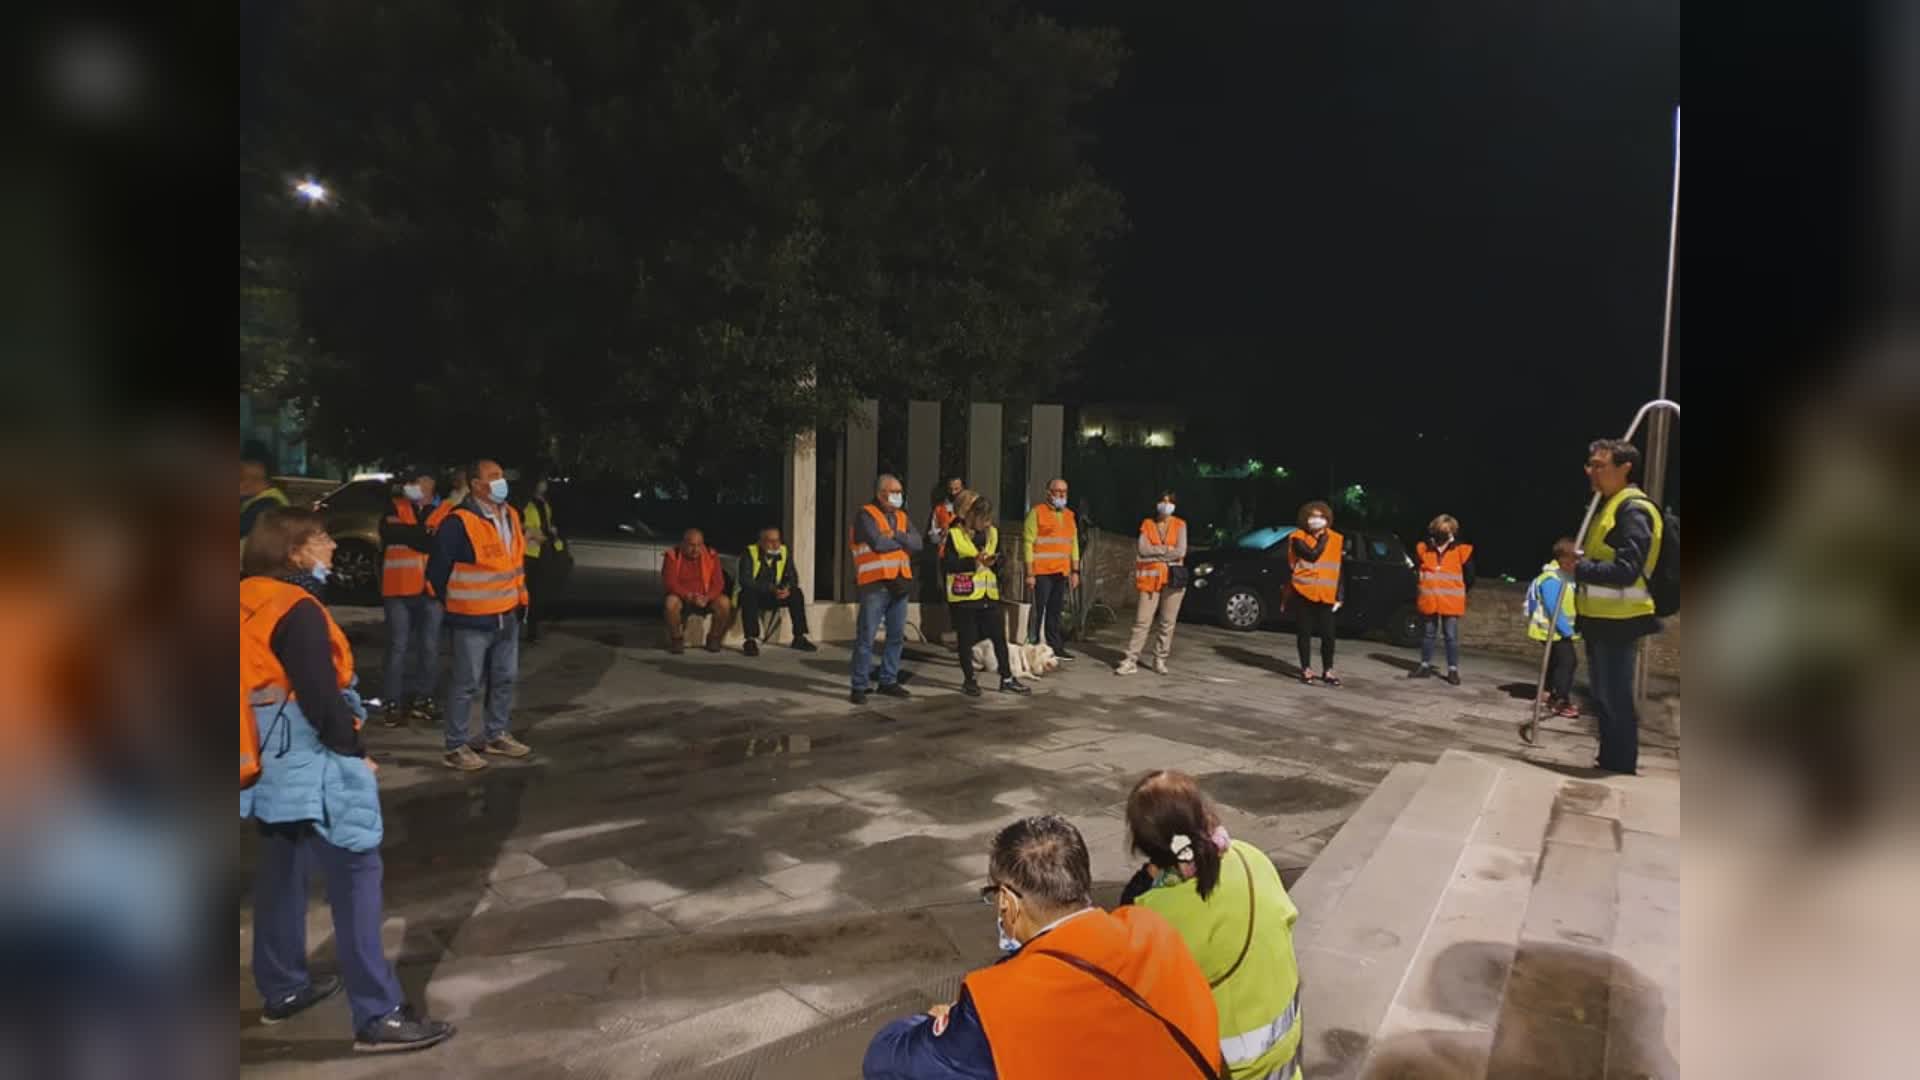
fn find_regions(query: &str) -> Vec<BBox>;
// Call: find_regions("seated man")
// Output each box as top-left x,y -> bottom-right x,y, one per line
662,528 -> 731,654
863,815 -> 1221,1080
735,526 -> 817,656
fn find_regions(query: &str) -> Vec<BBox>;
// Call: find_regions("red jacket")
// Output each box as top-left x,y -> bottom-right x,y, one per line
663,547 -> 724,601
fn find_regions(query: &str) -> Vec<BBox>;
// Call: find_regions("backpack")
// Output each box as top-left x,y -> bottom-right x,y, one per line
1634,500 -> 1680,616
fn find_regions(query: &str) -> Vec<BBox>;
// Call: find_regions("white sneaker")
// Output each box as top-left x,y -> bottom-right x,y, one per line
1114,659 -> 1138,676
1151,658 -> 1169,675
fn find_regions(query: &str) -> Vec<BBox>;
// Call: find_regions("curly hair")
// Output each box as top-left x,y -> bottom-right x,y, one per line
1297,500 -> 1333,528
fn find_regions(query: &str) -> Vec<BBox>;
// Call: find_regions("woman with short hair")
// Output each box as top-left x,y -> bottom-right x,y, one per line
1286,500 -> 1345,686
241,507 -> 453,1053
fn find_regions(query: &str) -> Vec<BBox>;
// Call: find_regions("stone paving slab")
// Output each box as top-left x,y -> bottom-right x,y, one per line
245,616 -> 1678,1077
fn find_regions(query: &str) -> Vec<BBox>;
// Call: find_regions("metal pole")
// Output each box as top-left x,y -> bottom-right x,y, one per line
1636,107 -> 1681,708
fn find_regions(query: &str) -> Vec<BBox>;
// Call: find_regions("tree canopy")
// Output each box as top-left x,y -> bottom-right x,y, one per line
242,0 -> 1127,482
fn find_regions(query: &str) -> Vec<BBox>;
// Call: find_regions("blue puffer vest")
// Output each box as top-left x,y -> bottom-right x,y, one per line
239,681 -> 384,852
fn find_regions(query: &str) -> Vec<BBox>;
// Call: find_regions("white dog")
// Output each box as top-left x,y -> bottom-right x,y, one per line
971,640 -> 1059,680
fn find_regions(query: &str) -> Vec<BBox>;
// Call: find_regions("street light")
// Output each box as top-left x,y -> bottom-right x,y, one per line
293,178 -> 329,205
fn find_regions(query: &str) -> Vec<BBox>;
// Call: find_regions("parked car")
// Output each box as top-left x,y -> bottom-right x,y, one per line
310,478 -> 391,605
1182,525 -> 1423,646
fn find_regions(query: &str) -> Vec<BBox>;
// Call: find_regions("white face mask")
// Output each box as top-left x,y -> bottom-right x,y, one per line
403,483 -> 425,502
1049,495 -> 1067,509
1307,516 -> 1328,531
886,492 -> 904,509
308,562 -> 331,584
1156,502 -> 1175,517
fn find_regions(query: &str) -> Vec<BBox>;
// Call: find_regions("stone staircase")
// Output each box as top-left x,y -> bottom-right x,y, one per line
1288,751 -> 1680,1080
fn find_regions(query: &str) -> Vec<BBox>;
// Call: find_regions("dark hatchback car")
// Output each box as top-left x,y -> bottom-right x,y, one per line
1181,525 -> 1423,646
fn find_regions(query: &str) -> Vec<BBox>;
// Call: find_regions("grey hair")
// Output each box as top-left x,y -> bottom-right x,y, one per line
989,815 -> 1092,909
875,473 -> 902,495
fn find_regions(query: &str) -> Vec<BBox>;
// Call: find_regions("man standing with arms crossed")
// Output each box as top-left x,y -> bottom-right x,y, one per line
850,474 -> 922,705
1023,477 -> 1081,660
427,459 -> 534,772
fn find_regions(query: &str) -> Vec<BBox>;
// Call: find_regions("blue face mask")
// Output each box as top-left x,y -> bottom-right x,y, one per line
996,914 -> 1021,954
309,562 -> 331,584
1049,496 -> 1067,510
488,477 -> 510,501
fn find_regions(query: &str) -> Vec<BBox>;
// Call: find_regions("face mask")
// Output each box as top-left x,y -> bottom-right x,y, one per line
944,500 -> 954,512
886,492 -> 904,508
308,562 -> 331,584
995,913 -> 1021,954
1156,502 -> 1175,517
403,483 -> 424,502
1307,516 -> 1327,530
488,477 -> 510,501
1050,496 -> 1067,509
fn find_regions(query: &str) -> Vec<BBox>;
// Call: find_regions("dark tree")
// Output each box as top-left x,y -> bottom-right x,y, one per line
242,0 -> 1127,479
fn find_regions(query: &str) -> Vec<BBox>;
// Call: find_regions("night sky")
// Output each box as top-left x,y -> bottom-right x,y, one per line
1049,0 -> 1679,571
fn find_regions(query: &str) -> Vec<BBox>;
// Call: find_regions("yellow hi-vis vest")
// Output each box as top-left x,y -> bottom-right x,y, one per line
734,544 -> 790,602
1576,485 -> 1664,621
1526,564 -> 1580,642
945,527 -> 1000,603
1136,840 -> 1304,1080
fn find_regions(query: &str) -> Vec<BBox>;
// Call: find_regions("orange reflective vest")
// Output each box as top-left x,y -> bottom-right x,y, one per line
426,499 -> 458,530
1287,529 -> 1343,604
381,498 -> 432,598
240,576 -> 355,788
1415,540 -> 1474,616
968,907 -> 1222,1080
1029,505 -> 1078,577
444,505 -> 529,617
850,504 -> 914,586
931,503 -> 957,533
1135,515 -> 1186,593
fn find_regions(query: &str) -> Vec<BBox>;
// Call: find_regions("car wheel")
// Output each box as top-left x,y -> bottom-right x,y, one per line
1221,586 -> 1265,632
331,541 -> 381,605
1387,604 -> 1423,647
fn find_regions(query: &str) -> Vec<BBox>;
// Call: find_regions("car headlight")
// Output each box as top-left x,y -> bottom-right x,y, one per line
1194,563 -> 1215,576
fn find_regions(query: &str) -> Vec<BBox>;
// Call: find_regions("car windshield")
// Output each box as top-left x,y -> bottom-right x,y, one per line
1234,525 -> 1296,550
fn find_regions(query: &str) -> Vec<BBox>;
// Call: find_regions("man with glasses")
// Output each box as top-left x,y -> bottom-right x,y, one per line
1574,438 -> 1666,775
862,815 -> 1219,1079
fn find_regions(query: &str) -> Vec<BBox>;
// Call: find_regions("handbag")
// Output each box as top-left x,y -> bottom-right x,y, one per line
1167,564 -> 1191,591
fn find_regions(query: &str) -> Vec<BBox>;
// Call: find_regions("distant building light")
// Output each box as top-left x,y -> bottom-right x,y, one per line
352,471 -> 393,482
1144,431 -> 1170,448
293,178 -> 329,204
1272,465 -> 1289,478
1082,426 -> 1105,440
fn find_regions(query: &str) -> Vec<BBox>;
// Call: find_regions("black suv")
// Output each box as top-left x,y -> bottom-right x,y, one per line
1181,526 -> 1422,646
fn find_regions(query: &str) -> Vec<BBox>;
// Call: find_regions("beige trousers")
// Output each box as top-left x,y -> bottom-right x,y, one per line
1124,587 -> 1185,663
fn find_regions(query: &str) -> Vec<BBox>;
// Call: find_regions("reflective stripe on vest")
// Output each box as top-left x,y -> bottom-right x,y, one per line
1415,541 -> 1473,616
1221,989 -> 1301,1068
445,506 -> 528,616
381,498 -> 431,597
1527,568 -> 1581,642
851,505 -> 914,586
946,527 -> 1000,602
1575,487 -> 1663,621
1135,516 -> 1185,593
1287,530 -> 1342,603
1030,506 -> 1077,576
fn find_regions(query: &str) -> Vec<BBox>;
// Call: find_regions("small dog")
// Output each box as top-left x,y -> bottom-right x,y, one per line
971,640 -> 1059,680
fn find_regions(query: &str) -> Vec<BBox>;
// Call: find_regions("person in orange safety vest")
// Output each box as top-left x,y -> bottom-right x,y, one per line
1409,513 -> 1476,686
378,468 -> 443,727
1286,500 -> 1345,686
863,815 -> 1222,1080
425,459 -> 533,772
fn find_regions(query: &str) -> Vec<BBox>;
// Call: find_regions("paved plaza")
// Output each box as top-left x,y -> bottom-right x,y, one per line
239,612 -> 1679,1078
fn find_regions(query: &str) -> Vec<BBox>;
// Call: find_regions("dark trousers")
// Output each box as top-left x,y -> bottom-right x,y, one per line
953,602 -> 1010,683
251,821 -> 404,1033
1546,639 -> 1578,701
1295,598 -> 1337,672
1028,573 -> 1069,651
739,585 -> 809,641
1585,637 -> 1640,773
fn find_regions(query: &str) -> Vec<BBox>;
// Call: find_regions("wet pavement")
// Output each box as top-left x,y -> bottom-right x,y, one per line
239,612 -> 1679,1078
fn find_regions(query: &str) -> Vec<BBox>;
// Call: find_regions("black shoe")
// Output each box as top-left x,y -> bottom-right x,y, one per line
409,697 -> 439,721
962,680 -> 982,697
1446,670 -> 1462,686
878,682 -> 911,699
380,703 -> 406,728
1408,665 -> 1433,679
353,1005 -> 454,1053
261,975 -> 342,1024
850,689 -> 868,705
791,636 -> 818,652
743,639 -> 760,657
1056,650 -> 1077,661
1000,677 -> 1032,695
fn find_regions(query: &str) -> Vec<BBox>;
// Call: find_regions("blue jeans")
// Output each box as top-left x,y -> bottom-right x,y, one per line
252,821 -> 404,1033
382,595 -> 443,705
851,586 -> 908,691
447,612 -> 519,750
1585,637 -> 1640,773
1027,573 -> 1069,651
1420,614 -> 1460,670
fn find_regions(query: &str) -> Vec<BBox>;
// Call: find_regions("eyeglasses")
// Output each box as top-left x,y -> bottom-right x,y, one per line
978,881 -> 1021,905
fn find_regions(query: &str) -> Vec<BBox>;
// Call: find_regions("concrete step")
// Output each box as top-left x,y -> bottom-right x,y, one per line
1287,761 -> 1430,942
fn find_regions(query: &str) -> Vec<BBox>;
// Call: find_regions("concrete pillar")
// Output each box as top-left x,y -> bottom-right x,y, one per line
837,400 -> 880,602
907,401 -> 941,522
783,428 -> 818,602
967,403 -> 1003,514
1027,404 -> 1064,509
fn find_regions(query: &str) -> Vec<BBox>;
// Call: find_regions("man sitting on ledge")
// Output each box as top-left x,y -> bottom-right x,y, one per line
736,526 -> 816,656
862,815 -> 1220,1079
662,528 -> 731,654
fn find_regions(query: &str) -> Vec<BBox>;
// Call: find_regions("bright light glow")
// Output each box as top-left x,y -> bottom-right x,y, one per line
352,471 -> 393,482
1246,459 -> 1263,473
294,178 -> 329,204
1144,431 -> 1169,447
1081,427 -> 1105,440
1272,465 -> 1289,478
